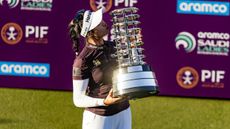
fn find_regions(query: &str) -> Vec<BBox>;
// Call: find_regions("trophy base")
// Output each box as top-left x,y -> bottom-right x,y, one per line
112,64 -> 159,99
113,86 -> 159,99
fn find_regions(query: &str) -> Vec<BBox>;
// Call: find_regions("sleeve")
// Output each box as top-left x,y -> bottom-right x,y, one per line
72,79 -> 105,108
72,49 -> 106,108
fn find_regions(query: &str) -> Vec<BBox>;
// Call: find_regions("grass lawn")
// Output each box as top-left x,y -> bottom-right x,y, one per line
0,88 -> 229,129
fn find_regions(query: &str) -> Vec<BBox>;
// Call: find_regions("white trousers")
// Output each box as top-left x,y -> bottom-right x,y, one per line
82,107 -> 132,129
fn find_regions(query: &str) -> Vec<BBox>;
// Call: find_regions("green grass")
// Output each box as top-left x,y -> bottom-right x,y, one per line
0,88 -> 230,129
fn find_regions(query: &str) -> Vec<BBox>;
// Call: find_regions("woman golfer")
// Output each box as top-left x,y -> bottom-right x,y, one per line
69,8 -> 132,129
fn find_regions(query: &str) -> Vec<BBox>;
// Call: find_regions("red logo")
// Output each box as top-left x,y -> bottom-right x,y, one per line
176,66 -> 199,89
90,0 -> 113,13
1,23 -> 23,45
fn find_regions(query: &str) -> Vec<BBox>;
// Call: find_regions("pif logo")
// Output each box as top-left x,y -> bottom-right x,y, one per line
1,23 -> 23,45
25,25 -> 49,44
90,0 -> 112,13
176,66 -> 199,89
201,70 -> 225,88
90,0 -> 138,12
177,67 -> 226,89
0,0 -> 20,8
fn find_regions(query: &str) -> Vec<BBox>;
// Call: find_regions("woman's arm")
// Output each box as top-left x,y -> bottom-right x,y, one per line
73,78 -> 106,108
72,49 -> 106,108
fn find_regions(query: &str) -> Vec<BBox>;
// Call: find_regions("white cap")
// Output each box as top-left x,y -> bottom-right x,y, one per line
80,8 -> 103,37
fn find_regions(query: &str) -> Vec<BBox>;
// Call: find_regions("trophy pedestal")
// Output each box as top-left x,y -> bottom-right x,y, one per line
112,64 -> 159,99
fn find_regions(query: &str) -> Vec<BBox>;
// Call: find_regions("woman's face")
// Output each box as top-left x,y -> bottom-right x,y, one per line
93,20 -> 109,38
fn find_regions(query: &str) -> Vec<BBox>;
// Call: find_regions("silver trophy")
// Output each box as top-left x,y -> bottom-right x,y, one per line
110,7 -> 159,99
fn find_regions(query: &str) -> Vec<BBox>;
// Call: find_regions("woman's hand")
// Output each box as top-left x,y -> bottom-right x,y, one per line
103,89 -> 127,106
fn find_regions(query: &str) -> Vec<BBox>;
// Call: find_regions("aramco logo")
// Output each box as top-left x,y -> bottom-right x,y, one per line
177,0 -> 230,16
175,32 -> 196,53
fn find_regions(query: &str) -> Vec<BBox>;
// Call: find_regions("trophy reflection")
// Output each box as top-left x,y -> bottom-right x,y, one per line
110,7 -> 159,99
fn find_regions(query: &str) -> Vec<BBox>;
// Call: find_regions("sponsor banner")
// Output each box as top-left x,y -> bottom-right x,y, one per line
177,0 -> 230,16
25,25 -> 49,44
175,31 -> 230,56
176,66 -> 226,89
0,0 -> 230,98
21,0 -> 53,11
0,0 -> 53,11
1,22 -> 49,45
0,61 -> 50,77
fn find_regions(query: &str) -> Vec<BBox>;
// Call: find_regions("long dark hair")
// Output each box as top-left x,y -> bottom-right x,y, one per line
68,9 -> 85,54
